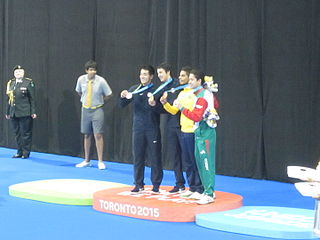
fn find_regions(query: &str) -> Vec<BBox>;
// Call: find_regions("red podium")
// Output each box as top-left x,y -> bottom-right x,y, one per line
93,186 -> 243,222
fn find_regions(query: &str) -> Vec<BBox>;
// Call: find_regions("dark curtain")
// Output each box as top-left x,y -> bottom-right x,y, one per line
1,0 -> 320,182
207,0 -> 265,179
262,0 -> 320,181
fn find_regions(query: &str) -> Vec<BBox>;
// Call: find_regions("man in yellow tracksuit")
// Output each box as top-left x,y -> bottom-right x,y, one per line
160,66 -> 203,198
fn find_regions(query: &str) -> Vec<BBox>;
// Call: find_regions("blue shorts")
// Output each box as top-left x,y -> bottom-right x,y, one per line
81,107 -> 104,134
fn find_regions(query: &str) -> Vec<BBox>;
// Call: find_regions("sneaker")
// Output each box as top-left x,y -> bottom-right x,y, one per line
98,162 -> 106,170
180,190 -> 194,198
188,191 -> 203,200
75,160 -> 90,168
131,186 -> 144,193
169,186 -> 185,193
151,186 -> 160,194
314,228 -> 320,235
196,194 -> 214,205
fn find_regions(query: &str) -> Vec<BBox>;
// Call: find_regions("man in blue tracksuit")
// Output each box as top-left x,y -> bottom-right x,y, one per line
119,65 -> 162,193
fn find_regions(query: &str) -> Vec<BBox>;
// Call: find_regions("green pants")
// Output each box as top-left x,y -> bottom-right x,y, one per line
194,121 -> 216,197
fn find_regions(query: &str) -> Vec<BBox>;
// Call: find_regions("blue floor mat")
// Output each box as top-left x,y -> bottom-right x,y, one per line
0,147 -> 317,240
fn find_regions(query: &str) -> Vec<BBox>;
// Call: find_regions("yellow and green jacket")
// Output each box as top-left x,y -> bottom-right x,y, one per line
163,88 -> 197,133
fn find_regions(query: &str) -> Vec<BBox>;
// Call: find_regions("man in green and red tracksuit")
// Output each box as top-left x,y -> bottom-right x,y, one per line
177,68 -> 219,205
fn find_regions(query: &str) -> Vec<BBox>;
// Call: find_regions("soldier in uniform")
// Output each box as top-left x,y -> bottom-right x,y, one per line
5,65 -> 37,159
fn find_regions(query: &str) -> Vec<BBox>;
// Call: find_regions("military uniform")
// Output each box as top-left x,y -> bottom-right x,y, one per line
6,70 -> 36,158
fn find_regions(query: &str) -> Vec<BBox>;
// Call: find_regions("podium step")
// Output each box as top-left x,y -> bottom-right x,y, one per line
9,179 -> 128,205
196,206 -> 318,239
93,186 -> 243,222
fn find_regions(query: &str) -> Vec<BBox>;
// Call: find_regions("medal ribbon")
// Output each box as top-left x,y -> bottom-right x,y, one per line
166,84 -> 189,93
131,83 -> 154,95
193,86 -> 203,93
150,78 -> 173,96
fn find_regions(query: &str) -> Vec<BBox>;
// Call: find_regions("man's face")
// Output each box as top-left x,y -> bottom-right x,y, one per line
14,69 -> 25,79
86,68 -> 97,79
179,70 -> 189,85
188,73 -> 201,89
140,69 -> 153,86
157,68 -> 170,82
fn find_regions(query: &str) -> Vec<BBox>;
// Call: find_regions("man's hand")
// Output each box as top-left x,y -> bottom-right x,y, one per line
148,95 -> 156,106
160,91 -> 168,105
120,90 -> 128,98
173,99 -> 182,109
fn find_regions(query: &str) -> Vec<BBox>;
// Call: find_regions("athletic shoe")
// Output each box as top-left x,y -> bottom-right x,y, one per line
151,186 -> 160,194
169,186 -> 186,193
180,190 -> 194,198
188,191 -> 203,200
75,160 -> 90,168
196,194 -> 214,205
131,186 -> 144,193
314,228 -> 320,235
98,162 -> 106,170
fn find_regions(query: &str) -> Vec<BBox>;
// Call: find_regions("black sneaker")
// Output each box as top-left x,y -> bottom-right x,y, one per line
131,186 -> 144,193
169,186 -> 185,193
151,186 -> 160,193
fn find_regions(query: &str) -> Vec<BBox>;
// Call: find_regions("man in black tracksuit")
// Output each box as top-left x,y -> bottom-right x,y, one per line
148,63 -> 185,193
5,65 -> 37,159
119,65 -> 162,193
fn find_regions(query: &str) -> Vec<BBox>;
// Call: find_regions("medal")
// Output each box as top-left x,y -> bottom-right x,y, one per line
147,92 -> 153,98
126,92 -> 133,99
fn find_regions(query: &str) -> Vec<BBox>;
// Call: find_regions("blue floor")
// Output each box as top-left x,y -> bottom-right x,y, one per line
0,147 -> 317,240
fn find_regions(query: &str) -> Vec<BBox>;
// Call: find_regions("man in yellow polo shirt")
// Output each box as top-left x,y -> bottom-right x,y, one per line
75,60 -> 112,170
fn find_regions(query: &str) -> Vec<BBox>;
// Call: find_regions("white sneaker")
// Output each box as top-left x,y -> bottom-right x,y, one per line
196,194 -> 214,205
75,160 -> 90,168
188,191 -> 203,200
98,162 -> 106,170
180,190 -> 194,198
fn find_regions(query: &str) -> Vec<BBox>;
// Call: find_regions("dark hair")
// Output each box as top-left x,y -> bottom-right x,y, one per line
140,65 -> 155,75
85,60 -> 97,70
190,68 -> 205,84
180,66 -> 192,76
157,62 -> 171,73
